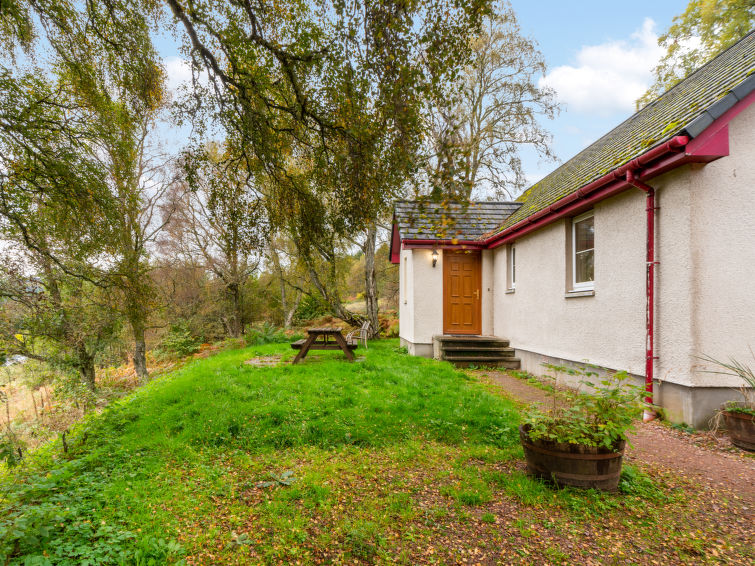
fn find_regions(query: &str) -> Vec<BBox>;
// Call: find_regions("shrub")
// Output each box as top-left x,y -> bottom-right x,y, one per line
293,294 -> 330,324
699,351 -> 755,416
155,321 -> 201,359
384,319 -> 399,338
0,464 -> 183,563
525,366 -> 644,449
245,322 -> 292,345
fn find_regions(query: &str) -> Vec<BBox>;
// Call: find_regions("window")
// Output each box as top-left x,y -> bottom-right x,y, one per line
402,256 -> 408,303
507,244 -> 516,290
572,211 -> 594,290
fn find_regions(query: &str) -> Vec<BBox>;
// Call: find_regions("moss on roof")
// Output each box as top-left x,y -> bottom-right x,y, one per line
500,30 -> 755,231
395,200 -> 521,240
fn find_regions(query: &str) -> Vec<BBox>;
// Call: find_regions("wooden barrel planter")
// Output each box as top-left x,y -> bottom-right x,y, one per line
723,408 -> 755,451
519,424 -> 625,491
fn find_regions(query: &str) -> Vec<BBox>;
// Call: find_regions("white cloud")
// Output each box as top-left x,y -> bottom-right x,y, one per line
164,56 -> 194,93
524,169 -> 549,187
540,19 -> 665,116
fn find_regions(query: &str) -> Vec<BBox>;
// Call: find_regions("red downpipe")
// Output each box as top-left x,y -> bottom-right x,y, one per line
626,170 -> 657,421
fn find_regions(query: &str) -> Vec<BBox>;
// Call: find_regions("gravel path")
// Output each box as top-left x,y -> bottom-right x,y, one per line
483,370 -> 755,507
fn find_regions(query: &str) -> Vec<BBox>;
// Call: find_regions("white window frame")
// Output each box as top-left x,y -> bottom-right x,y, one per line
402,256 -> 408,304
571,211 -> 595,291
509,244 -> 516,290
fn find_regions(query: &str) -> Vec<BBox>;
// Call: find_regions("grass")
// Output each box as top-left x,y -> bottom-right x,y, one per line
1,340 -> 752,564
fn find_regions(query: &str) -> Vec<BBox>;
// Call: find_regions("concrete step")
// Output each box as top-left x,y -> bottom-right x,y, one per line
442,345 -> 516,356
435,335 -> 510,347
434,335 -> 520,369
443,356 -> 522,369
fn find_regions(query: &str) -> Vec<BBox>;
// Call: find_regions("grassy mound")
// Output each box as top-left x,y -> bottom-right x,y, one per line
2,341 -> 749,564
0,341 -> 518,563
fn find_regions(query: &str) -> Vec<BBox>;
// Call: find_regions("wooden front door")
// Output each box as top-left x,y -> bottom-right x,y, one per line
443,250 -> 482,335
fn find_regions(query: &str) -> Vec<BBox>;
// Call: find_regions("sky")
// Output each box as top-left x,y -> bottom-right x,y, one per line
508,0 -> 688,187
157,0 -> 690,191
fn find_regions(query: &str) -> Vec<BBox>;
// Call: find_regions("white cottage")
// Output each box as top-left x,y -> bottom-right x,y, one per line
390,31 -> 755,428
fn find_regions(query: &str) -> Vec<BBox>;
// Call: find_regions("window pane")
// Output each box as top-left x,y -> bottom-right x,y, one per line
575,216 -> 594,253
512,247 -> 516,284
575,250 -> 594,283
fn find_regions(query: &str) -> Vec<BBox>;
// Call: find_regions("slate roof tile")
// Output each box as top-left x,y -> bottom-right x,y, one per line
394,32 -> 754,243
394,200 -> 521,241
500,30 -> 755,230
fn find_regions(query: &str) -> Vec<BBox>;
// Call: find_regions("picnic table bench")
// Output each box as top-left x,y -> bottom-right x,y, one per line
291,327 -> 356,364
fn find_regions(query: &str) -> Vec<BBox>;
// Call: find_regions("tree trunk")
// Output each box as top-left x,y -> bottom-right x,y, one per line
79,359 -> 96,392
285,290 -> 302,328
305,261 -> 365,328
133,337 -> 147,381
227,282 -> 242,338
129,313 -> 148,381
279,272 -> 288,326
363,223 -> 380,338
77,346 -> 97,392
269,243 -> 290,328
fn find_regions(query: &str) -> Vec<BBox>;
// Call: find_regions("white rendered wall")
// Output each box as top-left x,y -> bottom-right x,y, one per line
399,248 -> 443,346
688,101 -> 755,387
493,191 -> 647,378
492,101 -> 755,390
398,249 -> 415,343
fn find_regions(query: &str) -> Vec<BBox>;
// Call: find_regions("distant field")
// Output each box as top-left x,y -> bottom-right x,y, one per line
341,298 -> 393,314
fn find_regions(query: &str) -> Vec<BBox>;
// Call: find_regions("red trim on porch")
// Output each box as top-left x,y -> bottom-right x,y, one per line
402,239 -> 485,250
389,223 -> 401,264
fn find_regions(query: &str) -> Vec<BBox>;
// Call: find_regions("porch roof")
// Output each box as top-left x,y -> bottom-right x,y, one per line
393,200 -> 521,242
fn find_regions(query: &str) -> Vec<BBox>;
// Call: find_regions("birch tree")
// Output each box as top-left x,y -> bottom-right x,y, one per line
636,0 -> 755,109
167,0 -> 493,329
171,146 -> 264,337
1,0 -> 169,380
428,1 -> 559,199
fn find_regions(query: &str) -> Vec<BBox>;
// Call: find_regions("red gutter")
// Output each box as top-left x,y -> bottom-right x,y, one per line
626,170 -> 658,421
400,238 -> 485,249
486,136 -> 689,248
397,133 -> 711,256
398,89 -> 752,258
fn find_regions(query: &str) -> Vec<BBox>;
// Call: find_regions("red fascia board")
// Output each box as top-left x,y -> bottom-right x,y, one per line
485,135 -> 691,248
389,223 -> 401,264
686,88 -> 755,158
684,122 -> 729,161
402,239 -> 485,250
638,126 -> 729,180
489,91 -> 753,248
393,88 -> 751,257
489,178 -> 632,247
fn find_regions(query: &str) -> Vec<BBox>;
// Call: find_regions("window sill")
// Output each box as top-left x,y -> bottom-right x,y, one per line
505,288 -> 515,294
565,289 -> 595,298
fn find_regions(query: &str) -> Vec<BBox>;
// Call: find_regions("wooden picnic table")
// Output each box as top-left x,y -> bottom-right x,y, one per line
290,327 -> 356,364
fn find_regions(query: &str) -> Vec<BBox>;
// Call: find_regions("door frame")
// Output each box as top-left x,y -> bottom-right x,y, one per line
442,250 -> 482,335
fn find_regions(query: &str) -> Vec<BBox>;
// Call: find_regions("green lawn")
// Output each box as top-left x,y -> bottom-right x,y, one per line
1,341 -> 751,564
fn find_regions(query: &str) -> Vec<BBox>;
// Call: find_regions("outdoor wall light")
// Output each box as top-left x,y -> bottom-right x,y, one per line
432,249 -> 438,268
